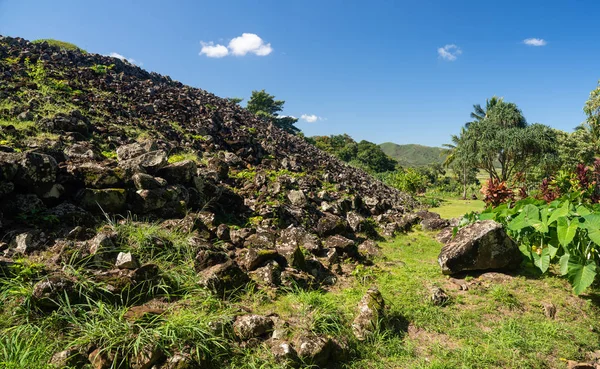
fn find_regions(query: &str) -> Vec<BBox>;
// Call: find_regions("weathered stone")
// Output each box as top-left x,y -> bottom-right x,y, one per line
276,228 -> 306,269
233,314 -> 274,340
11,231 -> 42,254
14,152 -> 58,188
280,268 -> 315,290
230,228 -> 253,247
436,227 -> 455,244
115,252 -> 139,269
236,248 -> 279,271
316,213 -> 348,237
421,217 -> 450,231
121,150 -> 168,174
293,335 -> 335,367
132,172 -> 167,190
162,352 -> 195,369
74,163 -> 125,188
244,231 -> 277,249
287,189 -> 307,206
269,340 -> 298,363
438,220 -> 522,275
347,211 -> 366,232
198,260 -> 250,294
358,240 -> 382,260
116,141 -> 159,161
431,287 -> 449,306
352,287 -> 385,340
194,249 -> 229,271
49,349 -> 88,368
88,348 -> 112,369
130,345 -> 165,369
249,261 -> 282,286
2,193 -> 45,217
32,275 -> 77,309
157,159 -> 197,184
64,143 -> 102,160
216,224 -> 230,241
324,234 -> 357,257
78,188 -> 126,213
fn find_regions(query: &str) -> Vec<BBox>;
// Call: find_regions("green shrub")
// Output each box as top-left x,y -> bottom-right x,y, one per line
375,168 -> 427,194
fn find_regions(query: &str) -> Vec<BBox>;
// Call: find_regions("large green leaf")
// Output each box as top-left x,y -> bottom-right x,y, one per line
567,259 -> 597,295
532,247 -> 550,273
559,254 -> 570,275
583,214 -> 600,246
548,201 -> 570,225
557,217 -> 578,247
508,204 -> 540,231
577,205 -> 592,217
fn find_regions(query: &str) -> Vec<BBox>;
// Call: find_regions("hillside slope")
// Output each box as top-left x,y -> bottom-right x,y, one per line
379,142 -> 445,167
0,35 -> 422,368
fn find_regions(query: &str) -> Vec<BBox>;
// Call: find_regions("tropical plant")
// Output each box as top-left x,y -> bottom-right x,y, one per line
466,96 -> 501,127
462,198 -> 600,294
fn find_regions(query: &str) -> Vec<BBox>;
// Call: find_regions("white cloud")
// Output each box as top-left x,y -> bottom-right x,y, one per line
523,38 -> 547,46
199,33 -> 272,58
228,33 -> 272,56
437,44 -> 462,61
109,52 -> 140,65
199,42 -> 229,58
301,114 -> 323,123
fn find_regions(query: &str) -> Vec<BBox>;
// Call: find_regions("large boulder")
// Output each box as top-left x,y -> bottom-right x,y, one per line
437,220 -> 522,275
77,188 -> 127,213
156,160 -> 197,185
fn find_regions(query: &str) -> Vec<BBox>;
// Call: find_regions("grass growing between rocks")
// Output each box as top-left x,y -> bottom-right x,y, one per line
1,228 -> 600,368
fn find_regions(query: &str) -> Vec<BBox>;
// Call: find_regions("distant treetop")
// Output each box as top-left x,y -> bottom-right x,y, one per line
32,39 -> 87,54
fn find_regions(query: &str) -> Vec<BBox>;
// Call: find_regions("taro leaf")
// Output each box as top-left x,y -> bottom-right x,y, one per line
567,259 -> 597,295
559,254 -> 569,276
508,204 -> 540,231
557,217 -> 578,247
479,212 -> 496,221
576,205 -> 591,217
583,214 -> 600,247
518,243 -> 533,262
547,243 -> 559,260
532,247 -> 550,273
533,207 -> 550,233
548,201 -> 570,226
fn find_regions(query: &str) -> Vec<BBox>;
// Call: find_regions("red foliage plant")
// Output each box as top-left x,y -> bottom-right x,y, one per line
481,178 -> 515,207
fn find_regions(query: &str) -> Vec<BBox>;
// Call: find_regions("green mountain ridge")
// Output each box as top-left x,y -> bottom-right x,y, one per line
379,142 -> 446,167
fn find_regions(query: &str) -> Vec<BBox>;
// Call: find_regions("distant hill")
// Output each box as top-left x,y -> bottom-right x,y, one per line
379,143 -> 446,167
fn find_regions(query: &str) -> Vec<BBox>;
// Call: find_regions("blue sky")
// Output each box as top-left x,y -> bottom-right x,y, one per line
1,0 -> 599,147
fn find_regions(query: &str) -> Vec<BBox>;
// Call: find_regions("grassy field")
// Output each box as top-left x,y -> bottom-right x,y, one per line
244,232 -> 600,368
430,198 -> 486,219
2,227 -> 599,368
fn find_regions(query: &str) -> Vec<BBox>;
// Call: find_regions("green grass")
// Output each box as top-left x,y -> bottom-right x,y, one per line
430,198 -> 486,219
32,39 -> 87,53
2,221 -> 600,368
168,151 -> 200,164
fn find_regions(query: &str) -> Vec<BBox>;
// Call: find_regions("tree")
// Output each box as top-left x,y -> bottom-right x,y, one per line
466,96 -> 501,128
579,80 -> 600,156
452,98 -> 557,184
246,90 -> 299,134
443,127 -> 478,199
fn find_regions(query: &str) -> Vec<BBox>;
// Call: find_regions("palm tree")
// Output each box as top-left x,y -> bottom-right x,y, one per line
443,127 -> 474,199
465,96 -> 502,128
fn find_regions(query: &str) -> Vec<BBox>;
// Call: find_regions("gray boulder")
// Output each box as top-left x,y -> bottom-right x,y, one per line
198,260 -> 250,294
438,220 -> 521,275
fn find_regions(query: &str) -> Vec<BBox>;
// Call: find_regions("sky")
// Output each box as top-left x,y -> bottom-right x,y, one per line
1,0 -> 599,147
